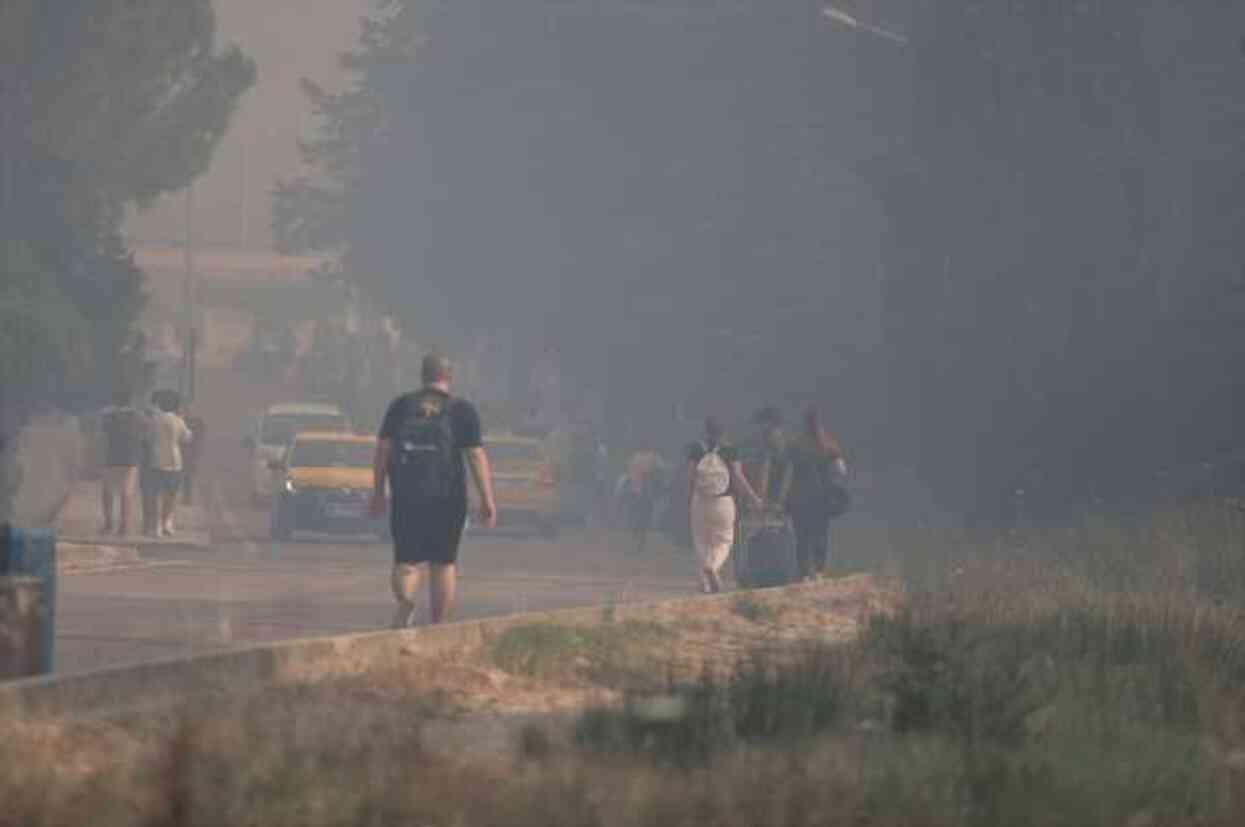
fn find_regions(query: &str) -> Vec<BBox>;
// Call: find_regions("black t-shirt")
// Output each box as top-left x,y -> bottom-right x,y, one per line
687,440 -> 738,497
101,406 -> 147,467
787,436 -> 833,507
379,389 -> 483,503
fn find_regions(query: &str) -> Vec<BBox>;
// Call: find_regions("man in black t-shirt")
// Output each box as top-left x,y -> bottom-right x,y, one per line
371,353 -> 498,627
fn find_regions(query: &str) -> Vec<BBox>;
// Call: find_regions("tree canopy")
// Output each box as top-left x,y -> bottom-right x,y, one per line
0,0 -> 254,517
1,0 -> 254,404
279,0 -> 1244,519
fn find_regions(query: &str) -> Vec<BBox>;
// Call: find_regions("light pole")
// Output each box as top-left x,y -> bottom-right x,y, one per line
182,184 -> 197,402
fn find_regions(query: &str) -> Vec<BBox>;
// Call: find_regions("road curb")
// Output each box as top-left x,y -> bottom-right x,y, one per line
57,542 -> 143,573
0,575 -> 892,718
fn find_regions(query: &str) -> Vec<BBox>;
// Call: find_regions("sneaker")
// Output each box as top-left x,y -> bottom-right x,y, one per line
391,602 -> 417,629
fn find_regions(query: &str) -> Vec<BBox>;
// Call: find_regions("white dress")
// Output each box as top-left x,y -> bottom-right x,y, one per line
691,493 -> 736,572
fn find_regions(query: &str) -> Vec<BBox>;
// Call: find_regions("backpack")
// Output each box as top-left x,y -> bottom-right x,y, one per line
693,442 -> 731,498
390,392 -> 459,499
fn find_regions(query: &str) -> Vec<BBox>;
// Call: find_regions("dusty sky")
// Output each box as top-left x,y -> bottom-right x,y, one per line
126,0 -> 369,250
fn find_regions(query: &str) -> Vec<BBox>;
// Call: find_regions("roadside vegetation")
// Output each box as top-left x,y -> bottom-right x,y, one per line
489,619 -> 675,686
3,503 -> 1245,825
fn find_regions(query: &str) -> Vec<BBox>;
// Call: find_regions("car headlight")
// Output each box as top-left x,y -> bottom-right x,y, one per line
283,478 -> 298,494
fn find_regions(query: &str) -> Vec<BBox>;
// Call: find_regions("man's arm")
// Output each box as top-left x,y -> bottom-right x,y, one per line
686,461 -> 697,513
730,461 -> 764,510
369,438 -> 392,516
179,418 -> 194,444
466,446 -> 498,528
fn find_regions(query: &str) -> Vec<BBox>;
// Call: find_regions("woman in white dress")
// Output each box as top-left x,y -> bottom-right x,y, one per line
686,417 -> 763,594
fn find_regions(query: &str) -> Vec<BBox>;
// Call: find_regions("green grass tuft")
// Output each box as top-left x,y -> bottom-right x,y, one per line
489,620 -> 674,685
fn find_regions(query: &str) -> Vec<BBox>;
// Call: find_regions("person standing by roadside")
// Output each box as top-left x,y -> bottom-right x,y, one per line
98,389 -> 146,535
687,417 -> 762,594
148,390 -> 193,538
370,353 -> 498,628
782,407 -> 848,580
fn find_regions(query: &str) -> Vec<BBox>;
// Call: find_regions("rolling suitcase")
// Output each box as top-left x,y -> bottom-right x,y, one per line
734,513 -> 797,589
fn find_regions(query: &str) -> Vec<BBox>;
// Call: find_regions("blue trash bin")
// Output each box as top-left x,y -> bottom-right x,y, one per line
0,525 -> 56,674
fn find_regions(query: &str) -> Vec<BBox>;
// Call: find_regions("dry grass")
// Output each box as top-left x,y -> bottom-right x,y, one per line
4,506 -> 1245,825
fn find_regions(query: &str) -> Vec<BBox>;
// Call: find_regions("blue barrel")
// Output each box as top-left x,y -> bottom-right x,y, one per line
0,525 -> 56,674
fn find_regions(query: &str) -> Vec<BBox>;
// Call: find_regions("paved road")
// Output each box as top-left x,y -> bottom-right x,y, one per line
57,487 -> 698,675
54,357 -> 699,675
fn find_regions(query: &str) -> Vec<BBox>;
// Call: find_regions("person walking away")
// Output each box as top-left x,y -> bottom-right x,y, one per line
782,408 -> 848,580
617,443 -> 670,553
98,390 -> 146,535
370,353 -> 498,627
148,390 -> 193,538
742,406 -> 789,505
687,417 -> 762,594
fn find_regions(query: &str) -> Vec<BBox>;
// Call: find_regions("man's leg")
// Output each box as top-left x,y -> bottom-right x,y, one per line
159,490 -> 173,534
140,472 -> 157,536
428,564 -> 457,624
812,510 -> 832,576
160,474 -> 181,534
791,509 -> 815,580
390,562 -> 425,628
117,467 -> 135,535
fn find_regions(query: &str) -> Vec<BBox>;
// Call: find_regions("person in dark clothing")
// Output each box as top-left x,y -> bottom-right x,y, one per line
616,443 -> 670,554
370,353 -> 498,627
782,408 -> 848,580
742,406 -> 789,505
98,389 -> 147,535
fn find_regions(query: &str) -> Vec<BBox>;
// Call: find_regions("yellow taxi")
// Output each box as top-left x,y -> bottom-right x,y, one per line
269,431 -> 384,540
478,431 -> 559,537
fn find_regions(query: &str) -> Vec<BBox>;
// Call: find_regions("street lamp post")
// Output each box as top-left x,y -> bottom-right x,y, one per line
182,184 -> 197,402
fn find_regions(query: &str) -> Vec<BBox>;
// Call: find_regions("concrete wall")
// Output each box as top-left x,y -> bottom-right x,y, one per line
0,589 -> 762,718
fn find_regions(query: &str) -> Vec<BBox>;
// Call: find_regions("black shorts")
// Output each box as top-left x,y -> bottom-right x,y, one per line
390,498 -> 468,566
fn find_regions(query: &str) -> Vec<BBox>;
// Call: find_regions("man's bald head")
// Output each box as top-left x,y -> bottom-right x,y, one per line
421,353 -> 453,386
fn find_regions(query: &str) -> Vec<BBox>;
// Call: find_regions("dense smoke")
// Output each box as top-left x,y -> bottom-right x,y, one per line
293,0 -> 1245,520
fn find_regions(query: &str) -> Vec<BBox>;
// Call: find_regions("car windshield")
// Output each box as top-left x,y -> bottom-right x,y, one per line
289,440 -> 373,469
261,414 -> 347,445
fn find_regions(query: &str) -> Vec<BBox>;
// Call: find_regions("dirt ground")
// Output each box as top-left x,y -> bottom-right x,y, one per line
2,575 -> 898,775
